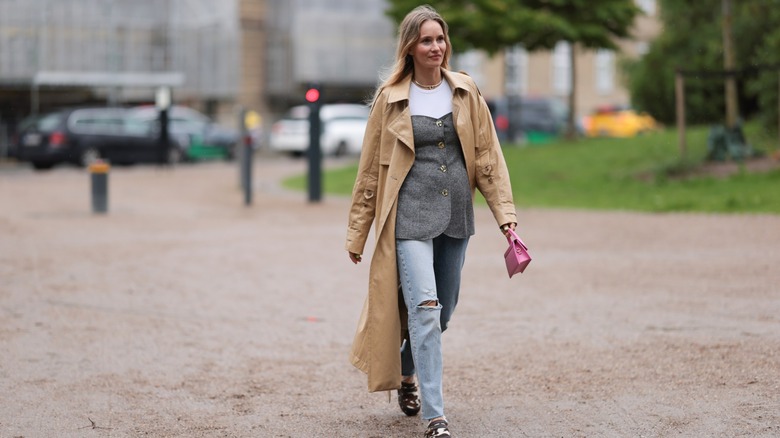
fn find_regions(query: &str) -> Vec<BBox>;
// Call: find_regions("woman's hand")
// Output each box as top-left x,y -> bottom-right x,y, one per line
348,252 -> 363,264
500,222 -> 517,237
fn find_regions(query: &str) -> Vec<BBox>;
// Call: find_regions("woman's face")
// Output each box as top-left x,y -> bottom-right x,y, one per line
409,20 -> 446,71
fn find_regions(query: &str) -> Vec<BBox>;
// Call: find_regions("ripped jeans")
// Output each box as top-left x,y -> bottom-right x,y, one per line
397,235 -> 469,421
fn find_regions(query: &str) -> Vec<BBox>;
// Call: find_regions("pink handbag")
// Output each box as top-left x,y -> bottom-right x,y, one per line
504,228 -> 531,278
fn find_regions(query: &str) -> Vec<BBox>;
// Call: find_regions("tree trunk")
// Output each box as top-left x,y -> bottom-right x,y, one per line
675,71 -> 687,161
722,0 -> 738,128
566,42 -> 578,140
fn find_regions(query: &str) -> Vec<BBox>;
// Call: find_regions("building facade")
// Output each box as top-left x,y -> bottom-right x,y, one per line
469,0 -> 661,118
0,0 -> 247,151
264,0 -> 395,113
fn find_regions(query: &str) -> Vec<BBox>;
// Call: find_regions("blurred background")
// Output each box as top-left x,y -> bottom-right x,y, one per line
0,0 -> 661,160
1,0 -> 779,169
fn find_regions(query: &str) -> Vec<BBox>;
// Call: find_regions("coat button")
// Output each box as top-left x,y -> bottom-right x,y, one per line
438,141 -> 445,149
440,164 -> 447,173
440,189 -> 448,196
436,120 -> 443,127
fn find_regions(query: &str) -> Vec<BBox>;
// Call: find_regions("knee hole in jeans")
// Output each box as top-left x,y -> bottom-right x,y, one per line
417,300 -> 438,308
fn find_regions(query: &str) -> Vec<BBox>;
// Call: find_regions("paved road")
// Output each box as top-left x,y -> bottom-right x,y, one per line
1,157 -> 778,437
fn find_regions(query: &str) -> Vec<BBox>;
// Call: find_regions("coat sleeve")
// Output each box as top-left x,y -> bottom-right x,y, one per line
472,87 -> 518,228
345,95 -> 384,254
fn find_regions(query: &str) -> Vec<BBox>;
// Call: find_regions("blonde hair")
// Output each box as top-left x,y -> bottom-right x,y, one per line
371,5 -> 452,104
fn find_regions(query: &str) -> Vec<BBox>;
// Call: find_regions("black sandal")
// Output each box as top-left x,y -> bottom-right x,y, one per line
424,419 -> 451,437
397,381 -> 421,416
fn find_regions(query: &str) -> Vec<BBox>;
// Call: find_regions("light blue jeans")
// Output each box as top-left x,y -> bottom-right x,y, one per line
397,234 -> 469,421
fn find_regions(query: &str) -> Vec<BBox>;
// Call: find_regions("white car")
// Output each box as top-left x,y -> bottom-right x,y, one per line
269,103 -> 369,156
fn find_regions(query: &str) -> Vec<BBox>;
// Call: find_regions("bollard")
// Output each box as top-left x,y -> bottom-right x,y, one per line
89,160 -> 110,214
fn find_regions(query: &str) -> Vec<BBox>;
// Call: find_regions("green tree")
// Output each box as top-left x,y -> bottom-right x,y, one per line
747,1 -> 780,135
385,0 -> 641,138
626,0 -> 780,131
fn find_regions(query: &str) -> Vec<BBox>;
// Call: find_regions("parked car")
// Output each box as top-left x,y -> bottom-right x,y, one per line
5,114 -> 43,159
15,107 -> 185,170
581,106 -> 659,138
269,103 -> 369,156
487,96 -> 568,144
127,105 -> 239,161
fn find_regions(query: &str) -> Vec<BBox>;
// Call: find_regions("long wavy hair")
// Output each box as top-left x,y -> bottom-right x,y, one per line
370,5 -> 452,104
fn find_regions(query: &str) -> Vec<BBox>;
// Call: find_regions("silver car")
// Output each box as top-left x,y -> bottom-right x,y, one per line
269,103 -> 369,156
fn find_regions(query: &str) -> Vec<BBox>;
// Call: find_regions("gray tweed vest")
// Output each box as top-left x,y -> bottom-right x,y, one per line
395,113 -> 475,240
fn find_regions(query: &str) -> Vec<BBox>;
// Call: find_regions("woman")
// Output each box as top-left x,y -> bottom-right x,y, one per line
345,5 -> 517,437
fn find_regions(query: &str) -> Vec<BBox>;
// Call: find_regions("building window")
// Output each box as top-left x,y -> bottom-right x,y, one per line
453,50 -> 485,88
636,41 -> 650,56
595,49 -> 614,95
637,0 -> 656,15
552,42 -> 571,95
505,44 -> 528,96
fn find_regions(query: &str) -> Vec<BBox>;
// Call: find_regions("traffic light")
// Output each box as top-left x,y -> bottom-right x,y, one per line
306,83 -> 322,202
305,87 -> 320,103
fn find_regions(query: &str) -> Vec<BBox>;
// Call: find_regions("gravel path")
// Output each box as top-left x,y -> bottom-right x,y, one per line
1,157 -> 778,437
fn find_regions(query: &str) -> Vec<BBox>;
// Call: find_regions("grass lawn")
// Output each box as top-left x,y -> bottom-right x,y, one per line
283,123 -> 780,214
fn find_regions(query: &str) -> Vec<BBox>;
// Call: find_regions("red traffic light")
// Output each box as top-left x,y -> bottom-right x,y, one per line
305,88 -> 320,103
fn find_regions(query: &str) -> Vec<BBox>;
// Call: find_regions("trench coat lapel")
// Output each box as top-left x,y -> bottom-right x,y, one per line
377,105 -> 413,238
443,69 -> 476,187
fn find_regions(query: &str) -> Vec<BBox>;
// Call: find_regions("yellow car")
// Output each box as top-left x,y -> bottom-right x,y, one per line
581,107 -> 658,138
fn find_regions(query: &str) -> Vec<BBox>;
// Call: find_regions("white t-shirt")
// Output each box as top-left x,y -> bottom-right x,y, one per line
409,80 -> 453,118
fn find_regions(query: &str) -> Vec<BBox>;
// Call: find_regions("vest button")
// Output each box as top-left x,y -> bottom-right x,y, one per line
438,141 -> 445,149
436,120 -> 443,127
440,164 -> 447,173
440,189 -> 449,196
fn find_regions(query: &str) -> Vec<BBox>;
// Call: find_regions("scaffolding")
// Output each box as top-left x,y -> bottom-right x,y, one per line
0,0 -> 240,101
265,0 -> 395,109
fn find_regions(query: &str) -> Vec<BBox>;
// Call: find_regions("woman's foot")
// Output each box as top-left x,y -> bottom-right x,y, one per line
397,381 -> 421,416
424,418 -> 451,437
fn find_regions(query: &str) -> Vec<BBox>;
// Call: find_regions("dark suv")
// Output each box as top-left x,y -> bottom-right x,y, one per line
127,105 -> 239,161
486,96 -> 568,144
16,107 -> 184,170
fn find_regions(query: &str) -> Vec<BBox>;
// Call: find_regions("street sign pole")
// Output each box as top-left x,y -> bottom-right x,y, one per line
240,108 -> 253,206
155,86 -> 171,165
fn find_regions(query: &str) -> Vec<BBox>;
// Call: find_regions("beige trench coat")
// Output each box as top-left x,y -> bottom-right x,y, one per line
345,69 -> 517,392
